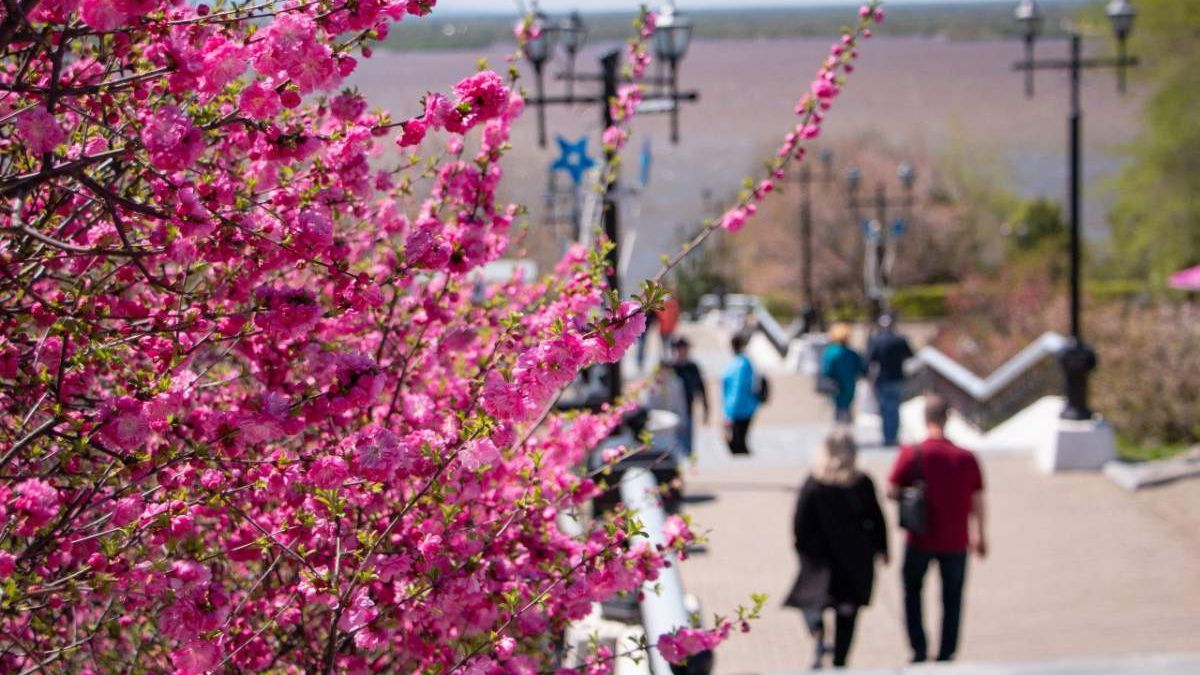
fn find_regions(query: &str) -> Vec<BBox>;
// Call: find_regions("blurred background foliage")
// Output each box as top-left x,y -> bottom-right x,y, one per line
1107,0 -> 1200,283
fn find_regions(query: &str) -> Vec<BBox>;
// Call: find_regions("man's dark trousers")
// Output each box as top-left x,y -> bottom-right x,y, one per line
902,545 -> 967,662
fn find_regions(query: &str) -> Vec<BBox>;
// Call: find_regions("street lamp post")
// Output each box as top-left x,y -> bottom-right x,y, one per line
788,148 -> 835,332
844,162 -> 916,324
1012,0 -> 1138,421
519,3 -> 699,404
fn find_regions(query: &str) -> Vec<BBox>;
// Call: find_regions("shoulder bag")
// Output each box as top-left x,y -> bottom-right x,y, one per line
898,445 -> 928,536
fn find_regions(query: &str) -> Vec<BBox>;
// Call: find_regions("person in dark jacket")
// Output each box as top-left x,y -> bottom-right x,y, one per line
670,337 -> 709,460
866,312 -> 914,446
786,429 -> 889,669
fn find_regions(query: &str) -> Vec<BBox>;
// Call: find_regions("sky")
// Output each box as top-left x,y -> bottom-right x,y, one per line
438,0 -> 1011,15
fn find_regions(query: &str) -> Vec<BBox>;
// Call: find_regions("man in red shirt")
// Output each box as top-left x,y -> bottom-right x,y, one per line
888,395 -> 987,663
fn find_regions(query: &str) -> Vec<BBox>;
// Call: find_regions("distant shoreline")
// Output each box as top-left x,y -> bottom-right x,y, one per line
382,1 -> 1095,53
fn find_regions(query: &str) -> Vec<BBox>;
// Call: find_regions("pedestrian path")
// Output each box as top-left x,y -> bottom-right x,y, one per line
774,652 -> 1200,675
664,322 -> 1200,675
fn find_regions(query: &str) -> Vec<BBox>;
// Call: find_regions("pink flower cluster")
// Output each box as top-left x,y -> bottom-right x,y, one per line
717,4 -> 880,233
16,107 -> 66,154
397,71 -> 512,148
0,1 -> 875,672
657,623 -> 733,665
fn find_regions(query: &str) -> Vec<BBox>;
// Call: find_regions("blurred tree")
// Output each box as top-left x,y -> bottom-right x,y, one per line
1011,197 -> 1066,253
1108,0 -> 1200,283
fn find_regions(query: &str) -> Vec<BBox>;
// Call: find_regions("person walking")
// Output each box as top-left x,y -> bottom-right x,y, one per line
888,395 -> 987,664
646,365 -> 690,460
785,429 -> 888,669
721,333 -> 758,455
866,312 -> 914,447
670,337 -> 709,461
819,323 -> 865,424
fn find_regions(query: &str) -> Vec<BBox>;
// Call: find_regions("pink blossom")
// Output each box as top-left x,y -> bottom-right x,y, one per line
98,396 -> 151,451
292,209 -> 334,258
482,371 -> 527,421
656,626 -> 727,665
452,71 -> 510,128
141,106 -> 204,171
662,514 -> 695,550
338,589 -> 379,632
253,13 -> 339,92
239,81 -> 282,120
331,91 -> 368,121
330,352 -> 383,409
254,286 -> 323,340
0,552 -> 14,578
811,78 -> 838,100
170,640 -> 220,675
31,0 -> 80,24
396,117 -> 428,148
460,438 -> 499,471
423,93 -> 453,129
602,126 -> 628,150
308,455 -> 349,490
16,107 -> 66,155
14,479 -> 61,534
200,36 -> 248,95
587,302 -> 646,364
80,0 -> 155,31
346,424 -> 408,480
720,206 -> 749,233
495,636 -> 516,659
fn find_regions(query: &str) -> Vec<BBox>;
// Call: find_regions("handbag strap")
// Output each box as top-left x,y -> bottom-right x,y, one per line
911,443 -> 925,485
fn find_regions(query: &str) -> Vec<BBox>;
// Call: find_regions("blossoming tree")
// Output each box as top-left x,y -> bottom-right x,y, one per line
0,0 -> 881,672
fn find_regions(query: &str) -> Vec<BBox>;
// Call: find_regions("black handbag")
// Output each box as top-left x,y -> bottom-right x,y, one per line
898,446 -> 927,535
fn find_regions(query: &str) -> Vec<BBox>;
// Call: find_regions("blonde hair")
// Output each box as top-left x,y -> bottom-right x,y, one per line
829,322 -> 852,345
812,428 -> 859,486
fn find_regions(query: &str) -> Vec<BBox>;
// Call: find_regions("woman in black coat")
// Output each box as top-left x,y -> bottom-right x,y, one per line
785,429 -> 888,669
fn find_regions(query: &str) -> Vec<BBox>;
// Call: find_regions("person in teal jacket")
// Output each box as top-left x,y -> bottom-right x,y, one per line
723,333 -> 759,455
820,322 -> 865,424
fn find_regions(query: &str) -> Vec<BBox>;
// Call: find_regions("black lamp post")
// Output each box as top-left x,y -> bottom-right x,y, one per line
654,2 -> 693,143
789,148 -> 835,332
844,161 -> 916,323
1012,0 -> 1138,421
559,11 -> 587,100
518,4 -> 700,404
522,9 -> 558,148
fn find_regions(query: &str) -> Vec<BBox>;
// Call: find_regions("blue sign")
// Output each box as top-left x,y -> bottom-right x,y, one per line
550,135 -> 596,186
891,217 -> 907,237
639,138 -> 653,188
862,218 -> 882,241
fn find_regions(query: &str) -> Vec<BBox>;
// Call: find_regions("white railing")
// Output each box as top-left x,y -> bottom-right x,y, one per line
908,332 -> 1067,399
906,332 -> 1068,430
621,468 -> 691,675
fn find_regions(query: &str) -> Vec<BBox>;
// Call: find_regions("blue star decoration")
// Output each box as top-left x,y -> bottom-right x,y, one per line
550,135 -> 596,187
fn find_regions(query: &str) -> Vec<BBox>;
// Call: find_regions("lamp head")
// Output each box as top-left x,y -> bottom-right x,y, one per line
845,166 -> 862,193
654,2 -> 693,63
1106,0 -> 1136,42
897,162 -> 915,190
560,11 -> 587,54
819,148 -> 834,173
1014,0 -> 1043,41
523,10 -> 557,66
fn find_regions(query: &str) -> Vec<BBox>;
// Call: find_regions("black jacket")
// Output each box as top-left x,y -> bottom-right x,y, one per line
785,473 -> 888,610
866,329 -> 914,383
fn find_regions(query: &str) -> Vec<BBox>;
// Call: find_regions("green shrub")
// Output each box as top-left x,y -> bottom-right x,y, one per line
891,284 -> 952,319
761,292 -> 798,324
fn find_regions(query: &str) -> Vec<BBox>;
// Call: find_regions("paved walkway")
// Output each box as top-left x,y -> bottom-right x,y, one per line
664,323 -> 1200,674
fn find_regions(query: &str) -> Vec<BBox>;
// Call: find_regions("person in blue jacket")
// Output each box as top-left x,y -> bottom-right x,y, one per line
722,333 -> 759,455
821,322 -> 865,424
